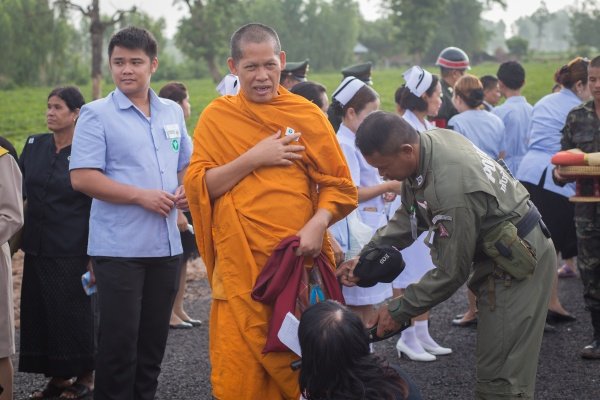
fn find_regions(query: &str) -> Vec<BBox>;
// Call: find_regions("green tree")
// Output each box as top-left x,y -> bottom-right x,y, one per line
569,0 -> 600,53
386,0 -> 446,64
0,0 -> 55,87
505,36 -> 529,59
358,17 -> 403,63
240,0 -> 360,70
56,0 -> 136,99
530,1 -> 550,50
175,0 -> 242,83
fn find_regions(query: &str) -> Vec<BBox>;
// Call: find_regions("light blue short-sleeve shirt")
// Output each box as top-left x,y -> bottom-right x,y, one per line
492,96 -> 533,174
69,88 -> 192,257
448,109 -> 505,159
515,88 -> 580,197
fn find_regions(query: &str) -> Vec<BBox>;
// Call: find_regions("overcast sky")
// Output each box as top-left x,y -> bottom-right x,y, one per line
72,0 -> 570,38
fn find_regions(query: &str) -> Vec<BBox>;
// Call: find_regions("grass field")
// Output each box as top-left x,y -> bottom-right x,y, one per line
0,60 -> 565,153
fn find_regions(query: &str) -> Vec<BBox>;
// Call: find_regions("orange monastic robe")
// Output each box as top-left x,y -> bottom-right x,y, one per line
184,86 -> 357,400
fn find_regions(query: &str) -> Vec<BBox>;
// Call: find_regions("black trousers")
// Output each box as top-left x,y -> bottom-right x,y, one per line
93,256 -> 181,400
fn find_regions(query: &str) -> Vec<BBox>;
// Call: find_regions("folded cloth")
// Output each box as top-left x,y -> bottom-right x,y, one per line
251,236 -> 344,353
354,246 -> 405,288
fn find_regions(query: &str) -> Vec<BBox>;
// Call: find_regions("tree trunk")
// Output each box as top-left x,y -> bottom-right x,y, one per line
205,55 -> 221,84
90,0 -> 103,100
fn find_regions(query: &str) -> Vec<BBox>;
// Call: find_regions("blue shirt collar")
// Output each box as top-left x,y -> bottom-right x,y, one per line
559,87 -> 580,102
113,87 -> 162,111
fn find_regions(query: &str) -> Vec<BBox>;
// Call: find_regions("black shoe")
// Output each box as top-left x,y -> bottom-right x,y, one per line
546,310 -> 576,324
581,339 -> 600,359
543,322 -> 556,333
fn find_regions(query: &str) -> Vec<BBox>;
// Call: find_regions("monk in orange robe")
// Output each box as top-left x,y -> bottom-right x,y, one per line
184,23 -> 357,400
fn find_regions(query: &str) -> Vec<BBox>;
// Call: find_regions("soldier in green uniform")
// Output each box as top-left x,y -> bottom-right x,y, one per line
554,55 -> 600,359
339,111 -> 555,399
280,59 -> 309,90
434,47 -> 470,128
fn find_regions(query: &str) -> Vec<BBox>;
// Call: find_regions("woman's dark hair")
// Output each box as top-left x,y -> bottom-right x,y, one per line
298,300 -> 409,400
47,86 -> 85,111
394,85 -> 408,107
158,82 -> 188,104
454,74 -> 484,109
554,57 -> 589,89
399,74 -> 440,112
291,81 -> 327,109
108,26 -> 158,60
331,85 -> 379,118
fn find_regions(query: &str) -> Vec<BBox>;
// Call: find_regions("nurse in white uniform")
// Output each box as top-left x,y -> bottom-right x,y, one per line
328,77 -> 401,327
391,66 -> 452,361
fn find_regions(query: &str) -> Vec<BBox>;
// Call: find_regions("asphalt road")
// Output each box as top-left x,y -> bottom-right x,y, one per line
12,273 -> 600,399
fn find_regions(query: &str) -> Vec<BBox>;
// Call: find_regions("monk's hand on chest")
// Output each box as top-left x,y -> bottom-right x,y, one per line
247,131 -> 305,168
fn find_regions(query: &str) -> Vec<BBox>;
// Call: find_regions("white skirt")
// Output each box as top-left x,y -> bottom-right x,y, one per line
393,231 -> 435,289
343,210 -> 393,305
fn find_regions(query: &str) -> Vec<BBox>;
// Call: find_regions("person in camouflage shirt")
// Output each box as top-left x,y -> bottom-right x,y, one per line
555,55 -> 600,359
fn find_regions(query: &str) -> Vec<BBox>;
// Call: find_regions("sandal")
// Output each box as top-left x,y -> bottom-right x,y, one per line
59,383 -> 93,399
558,264 -> 577,278
30,382 -> 67,399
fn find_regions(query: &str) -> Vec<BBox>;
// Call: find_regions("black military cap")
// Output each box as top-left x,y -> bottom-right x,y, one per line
341,61 -> 373,85
281,59 -> 309,82
354,246 -> 405,288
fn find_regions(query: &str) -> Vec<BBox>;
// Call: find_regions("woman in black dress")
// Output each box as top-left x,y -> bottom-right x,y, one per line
19,87 -> 94,399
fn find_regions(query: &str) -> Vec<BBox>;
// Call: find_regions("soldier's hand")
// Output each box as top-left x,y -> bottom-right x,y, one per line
374,303 -> 403,339
136,189 -> 176,217
337,257 -> 360,286
248,131 -> 305,168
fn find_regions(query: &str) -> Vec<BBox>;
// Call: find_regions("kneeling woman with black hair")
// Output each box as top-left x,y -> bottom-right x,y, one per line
298,300 -> 422,400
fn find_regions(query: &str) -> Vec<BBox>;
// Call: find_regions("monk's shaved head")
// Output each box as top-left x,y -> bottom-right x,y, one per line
356,111 -> 419,157
230,23 -> 281,64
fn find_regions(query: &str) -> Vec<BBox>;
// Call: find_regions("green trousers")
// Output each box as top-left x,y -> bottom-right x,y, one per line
473,225 -> 555,399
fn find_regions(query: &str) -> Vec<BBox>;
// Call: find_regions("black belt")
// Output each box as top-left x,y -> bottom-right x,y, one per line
515,201 -> 551,239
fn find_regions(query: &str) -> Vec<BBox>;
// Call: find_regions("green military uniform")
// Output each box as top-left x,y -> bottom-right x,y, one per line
434,79 -> 458,128
560,100 -> 600,346
363,130 -> 555,399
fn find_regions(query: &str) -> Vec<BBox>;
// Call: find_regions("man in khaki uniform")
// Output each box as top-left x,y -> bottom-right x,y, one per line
340,111 -> 555,399
0,145 -> 24,400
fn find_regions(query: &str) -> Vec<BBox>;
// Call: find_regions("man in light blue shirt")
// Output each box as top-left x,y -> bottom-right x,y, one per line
69,27 -> 191,400
493,61 -> 533,175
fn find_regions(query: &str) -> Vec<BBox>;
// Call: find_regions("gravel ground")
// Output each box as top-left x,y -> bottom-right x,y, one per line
11,267 -> 599,399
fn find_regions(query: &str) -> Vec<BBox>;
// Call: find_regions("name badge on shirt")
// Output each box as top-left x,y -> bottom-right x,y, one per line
284,126 -> 300,141
164,124 -> 181,139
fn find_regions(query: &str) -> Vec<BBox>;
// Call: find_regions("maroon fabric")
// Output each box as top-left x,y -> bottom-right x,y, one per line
251,236 -> 344,353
